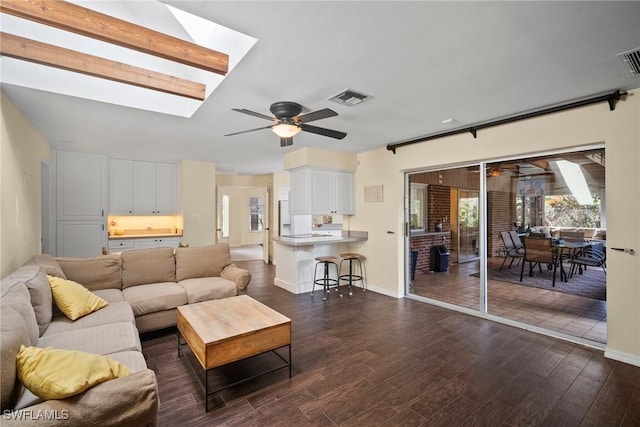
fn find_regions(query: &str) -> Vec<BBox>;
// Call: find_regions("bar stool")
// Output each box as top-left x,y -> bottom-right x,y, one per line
311,256 -> 341,301
339,253 -> 366,296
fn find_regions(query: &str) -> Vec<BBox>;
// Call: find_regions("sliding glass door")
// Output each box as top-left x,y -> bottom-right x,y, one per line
407,146 -> 607,344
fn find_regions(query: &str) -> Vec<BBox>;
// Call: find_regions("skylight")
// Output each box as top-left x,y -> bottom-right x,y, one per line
0,1 -> 257,117
555,160 -> 593,205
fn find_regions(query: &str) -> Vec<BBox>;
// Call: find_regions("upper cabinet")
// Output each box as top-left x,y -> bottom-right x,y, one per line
57,151 -> 107,220
153,162 -> 178,214
109,160 -> 178,215
290,167 -> 354,215
109,159 -> 134,214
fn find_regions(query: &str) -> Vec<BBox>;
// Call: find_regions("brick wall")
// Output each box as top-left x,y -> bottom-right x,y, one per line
410,233 -> 451,272
427,185 -> 451,232
487,190 -> 517,256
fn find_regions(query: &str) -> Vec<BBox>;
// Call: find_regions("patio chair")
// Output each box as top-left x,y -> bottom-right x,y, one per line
520,236 -> 558,286
499,231 -> 523,271
569,245 -> 606,278
508,231 -> 525,251
558,230 -> 586,264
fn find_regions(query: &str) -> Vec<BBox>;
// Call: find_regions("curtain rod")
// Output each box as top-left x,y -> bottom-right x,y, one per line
386,89 -> 626,154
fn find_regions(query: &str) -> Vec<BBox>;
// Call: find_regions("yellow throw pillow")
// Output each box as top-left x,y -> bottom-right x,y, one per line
16,345 -> 131,400
47,275 -> 108,320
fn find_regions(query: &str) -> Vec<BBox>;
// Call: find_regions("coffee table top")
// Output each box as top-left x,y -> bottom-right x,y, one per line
177,295 -> 291,345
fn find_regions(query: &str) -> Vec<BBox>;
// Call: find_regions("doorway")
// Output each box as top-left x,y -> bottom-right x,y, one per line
217,185 -> 270,263
457,189 -> 479,263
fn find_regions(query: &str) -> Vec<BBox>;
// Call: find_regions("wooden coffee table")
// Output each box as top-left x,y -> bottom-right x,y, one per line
177,295 -> 292,411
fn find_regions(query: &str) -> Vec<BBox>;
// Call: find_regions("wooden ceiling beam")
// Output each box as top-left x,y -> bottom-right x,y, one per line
0,32 -> 206,100
0,0 -> 228,75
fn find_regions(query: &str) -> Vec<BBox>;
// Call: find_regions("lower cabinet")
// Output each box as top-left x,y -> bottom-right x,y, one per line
108,239 -> 134,253
134,237 -> 180,250
108,237 -> 180,253
57,221 -> 107,258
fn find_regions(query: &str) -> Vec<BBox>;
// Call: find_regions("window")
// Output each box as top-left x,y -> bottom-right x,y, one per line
409,183 -> 427,232
249,196 -> 264,232
544,194 -> 601,227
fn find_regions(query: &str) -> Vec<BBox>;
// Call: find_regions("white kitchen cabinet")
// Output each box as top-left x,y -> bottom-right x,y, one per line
290,168 -> 354,215
57,220 -> 107,258
108,239 -> 134,253
331,172 -> 355,214
154,162 -> 178,214
57,152 -> 107,220
132,161 -> 178,215
134,237 -> 180,249
289,168 -> 312,214
108,159 -> 133,214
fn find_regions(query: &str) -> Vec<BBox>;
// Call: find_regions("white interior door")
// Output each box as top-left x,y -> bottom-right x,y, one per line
262,187 -> 270,263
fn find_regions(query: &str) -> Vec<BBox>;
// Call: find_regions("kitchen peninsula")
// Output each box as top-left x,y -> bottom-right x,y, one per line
273,231 -> 367,294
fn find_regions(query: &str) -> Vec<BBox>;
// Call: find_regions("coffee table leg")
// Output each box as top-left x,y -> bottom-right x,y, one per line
289,344 -> 292,378
177,330 -> 181,357
205,367 -> 209,412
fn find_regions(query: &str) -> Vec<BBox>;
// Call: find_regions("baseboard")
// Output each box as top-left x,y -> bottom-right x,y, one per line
274,278 -> 403,299
365,283 -> 403,299
273,278 -> 298,294
605,348 -> 640,367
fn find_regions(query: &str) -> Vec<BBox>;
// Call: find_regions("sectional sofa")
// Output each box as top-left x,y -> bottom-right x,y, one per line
0,243 -> 251,426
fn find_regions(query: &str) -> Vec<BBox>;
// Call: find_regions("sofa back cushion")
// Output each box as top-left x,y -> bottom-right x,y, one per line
56,255 -> 122,291
175,243 -> 232,282
121,247 -> 176,288
26,254 -> 67,279
6,266 -> 52,336
1,279 -> 40,410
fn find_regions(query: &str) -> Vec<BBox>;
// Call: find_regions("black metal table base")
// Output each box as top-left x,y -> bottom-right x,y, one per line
177,331 -> 292,412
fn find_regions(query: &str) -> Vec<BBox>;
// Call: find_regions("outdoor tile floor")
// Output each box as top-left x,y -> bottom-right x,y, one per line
411,258 -> 607,344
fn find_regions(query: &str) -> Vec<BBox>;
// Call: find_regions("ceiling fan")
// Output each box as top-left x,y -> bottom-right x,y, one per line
225,101 -> 347,147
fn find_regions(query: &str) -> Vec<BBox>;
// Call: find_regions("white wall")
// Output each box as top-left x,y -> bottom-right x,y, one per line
180,160 -> 216,247
351,90 -> 640,365
1,92 -> 50,277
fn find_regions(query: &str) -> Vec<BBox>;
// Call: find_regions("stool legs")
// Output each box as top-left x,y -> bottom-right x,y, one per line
311,261 -> 340,301
339,257 -> 365,296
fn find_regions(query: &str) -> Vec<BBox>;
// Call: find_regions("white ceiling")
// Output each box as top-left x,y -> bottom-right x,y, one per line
2,1 -> 639,175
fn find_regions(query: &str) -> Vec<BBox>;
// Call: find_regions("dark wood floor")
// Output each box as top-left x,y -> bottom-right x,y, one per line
142,260 -> 640,426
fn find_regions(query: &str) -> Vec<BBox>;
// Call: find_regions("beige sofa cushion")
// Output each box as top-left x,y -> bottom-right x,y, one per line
93,289 -> 125,303
1,279 -> 39,347
56,255 -> 122,291
175,243 -> 232,281
37,322 -> 142,355
43,301 -> 135,336
106,351 -> 149,372
28,254 -> 67,279
6,266 -> 52,336
0,279 -> 40,410
121,247 -> 175,288
122,283 -> 186,316
12,369 -> 159,425
178,277 -> 237,304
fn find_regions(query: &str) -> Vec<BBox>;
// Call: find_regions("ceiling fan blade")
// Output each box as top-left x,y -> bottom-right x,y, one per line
295,108 -> 338,123
231,108 -> 277,121
224,125 -> 273,136
280,137 -> 293,147
299,123 -> 347,139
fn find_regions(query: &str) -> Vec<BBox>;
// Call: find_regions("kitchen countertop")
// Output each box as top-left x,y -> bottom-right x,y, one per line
274,231 -> 367,246
109,228 -> 182,239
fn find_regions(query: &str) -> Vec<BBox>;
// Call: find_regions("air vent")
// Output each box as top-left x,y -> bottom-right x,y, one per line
617,47 -> 640,78
327,88 -> 373,106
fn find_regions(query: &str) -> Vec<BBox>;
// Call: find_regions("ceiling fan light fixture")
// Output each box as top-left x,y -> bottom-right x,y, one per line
272,123 -> 301,138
